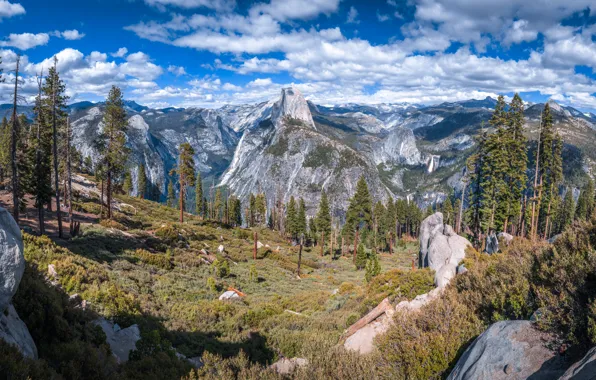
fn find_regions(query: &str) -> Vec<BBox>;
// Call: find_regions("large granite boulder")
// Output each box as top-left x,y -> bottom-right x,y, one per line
94,319 -> 141,363
419,212 -> 444,267
0,207 -> 37,359
448,321 -> 567,380
559,346 -> 596,379
420,213 -> 471,287
0,207 -> 25,312
0,304 -> 38,358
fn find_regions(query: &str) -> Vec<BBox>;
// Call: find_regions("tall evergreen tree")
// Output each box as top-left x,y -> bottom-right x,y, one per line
466,131 -> 488,247
297,198 -> 307,237
123,171 -> 133,195
575,179 -> 595,221
170,142 -> 196,223
316,190 -> 332,256
442,197 -> 454,227
384,197 -> 396,253
286,196 -> 297,240
345,175 -> 372,262
554,189 -> 574,234
98,85 -> 129,220
167,181 -> 176,208
10,55 -> 22,223
137,164 -> 147,199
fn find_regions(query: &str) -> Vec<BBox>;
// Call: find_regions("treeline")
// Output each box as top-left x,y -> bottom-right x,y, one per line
464,94 -> 595,248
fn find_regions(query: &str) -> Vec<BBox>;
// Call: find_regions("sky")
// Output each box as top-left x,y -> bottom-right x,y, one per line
1,0 -> 596,110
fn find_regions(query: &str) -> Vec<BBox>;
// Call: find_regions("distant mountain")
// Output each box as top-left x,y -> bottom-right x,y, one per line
4,92 -> 595,215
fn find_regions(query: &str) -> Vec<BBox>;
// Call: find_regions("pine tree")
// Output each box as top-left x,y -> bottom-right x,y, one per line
466,131 -> 488,248
286,196 -> 297,240
316,190 -> 332,256
443,197 -> 454,227
137,164 -> 147,199
0,117 -> 9,184
170,142 -> 196,223
167,182 -> 176,208
249,193 -> 256,226
504,93 -> 527,233
559,189 -> 575,231
214,188 -> 223,222
123,170 -> 133,195
255,193 -> 267,226
355,243 -> 367,270
98,85 -> 129,220
365,252 -> 381,282
373,201 -> 386,253
384,197 -> 396,253
195,172 -> 203,217
576,179 -> 595,221
297,198 -> 307,237
345,175 -> 372,262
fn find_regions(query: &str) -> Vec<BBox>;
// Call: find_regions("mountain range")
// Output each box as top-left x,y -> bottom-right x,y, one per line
3,88 -> 595,217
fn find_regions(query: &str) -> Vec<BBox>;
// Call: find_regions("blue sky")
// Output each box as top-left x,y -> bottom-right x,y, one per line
1,0 -> 596,111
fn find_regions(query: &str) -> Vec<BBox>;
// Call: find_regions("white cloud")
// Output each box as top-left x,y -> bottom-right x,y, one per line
168,65 -> 187,75
111,47 -> 128,58
251,0 -> 340,22
377,11 -> 390,22
144,0 -> 236,12
61,29 -> 85,40
346,6 -> 359,24
247,78 -> 273,87
502,20 -> 537,46
0,32 -> 49,50
0,1 -> 24,21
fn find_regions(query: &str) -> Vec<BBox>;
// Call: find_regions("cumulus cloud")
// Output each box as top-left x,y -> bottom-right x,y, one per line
61,29 -> 85,40
144,0 -> 236,12
168,65 -> 187,76
247,78 -> 273,87
0,0 -> 24,20
0,32 -> 49,50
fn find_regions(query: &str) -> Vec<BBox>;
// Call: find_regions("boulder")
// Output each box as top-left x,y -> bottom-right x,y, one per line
270,357 -> 308,375
498,232 -> 514,246
0,207 -> 25,313
257,241 -> 265,249
434,263 -> 457,288
0,304 -> 38,358
219,290 -> 241,300
419,212 -> 444,267
344,315 -> 392,354
559,346 -> 596,379
427,234 -> 451,272
93,319 -> 141,363
448,321 -> 567,380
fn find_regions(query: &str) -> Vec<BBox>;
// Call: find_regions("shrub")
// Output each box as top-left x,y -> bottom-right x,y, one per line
207,277 -> 217,292
249,264 -> 258,283
354,243 -> 367,270
364,253 -> 381,282
365,269 -> 434,308
155,224 -> 179,243
99,218 -> 127,231
213,259 -> 230,278
132,248 -> 173,270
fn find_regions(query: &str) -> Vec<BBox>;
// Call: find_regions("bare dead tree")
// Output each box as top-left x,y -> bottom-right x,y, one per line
51,57 -> 64,238
10,54 -> 24,223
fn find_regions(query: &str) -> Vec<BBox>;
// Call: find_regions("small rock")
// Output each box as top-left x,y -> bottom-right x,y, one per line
270,357 -> 308,375
457,264 -> 468,274
257,241 -> 264,249
219,290 -> 240,300
218,245 -> 225,253
93,319 -> 141,363
331,289 -> 339,295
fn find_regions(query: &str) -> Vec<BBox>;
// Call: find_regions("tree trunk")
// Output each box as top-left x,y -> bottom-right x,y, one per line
343,298 -> 392,339
67,117 -> 73,236
11,56 -> 20,223
330,228 -> 334,257
320,230 -> 325,257
341,236 -> 345,257
51,59 -> 63,237
297,235 -> 303,277
543,185 -> 554,240
352,227 -> 360,264
457,185 -> 465,234
253,231 -> 257,260
106,169 -> 112,220
179,181 -> 184,223
100,178 -> 104,218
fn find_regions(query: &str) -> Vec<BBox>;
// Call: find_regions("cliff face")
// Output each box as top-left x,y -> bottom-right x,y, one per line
63,90 -> 596,215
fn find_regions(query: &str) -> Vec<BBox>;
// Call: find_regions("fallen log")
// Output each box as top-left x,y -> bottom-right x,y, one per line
342,297 -> 392,339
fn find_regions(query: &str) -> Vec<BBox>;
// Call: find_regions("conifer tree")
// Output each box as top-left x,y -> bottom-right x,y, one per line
365,252 -> 381,282
309,217 -> 318,246
297,198 -> 307,237
83,156 -> 93,174
137,164 -> 147,199
0,117 -> 9,183
504,93 -> 528,233
384,197 -> 396,253
575,179 -> 595,221
167,182 -> 176,208
286,196 -> 297,240
355,243 -> 367,270
249,193 -> 256,226
443,197 -> 454,227
255,193 -> 267,226
466,131 -> 488,247
373,201 -> 385,253
10,55 -> 22,222
560,189 -> 575,231
123,170 -> 133,195
345,175 -> 372,262
214,188 -> 223,222
170,142 -> 196,223
316,190 -> 332,256
195,172 -> 203,217
98,85 -> 129,220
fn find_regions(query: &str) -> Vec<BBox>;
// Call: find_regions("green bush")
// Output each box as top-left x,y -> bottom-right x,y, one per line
213,259 -> 230,278
155,224 -> 179,243
132,248 -> 173,270
354,244 -> 367,270
364,253 -> 381,282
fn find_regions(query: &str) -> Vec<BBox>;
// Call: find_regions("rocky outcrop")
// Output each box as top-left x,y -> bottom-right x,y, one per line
93,319 -> 141,363
420,212 -> 471,287
0,207 -> 37,359
271,87 -> 315,129
498,232 -> 514,246
559,346 -> 596,380
0,207 -> 25,312
448,321 -> 566,380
